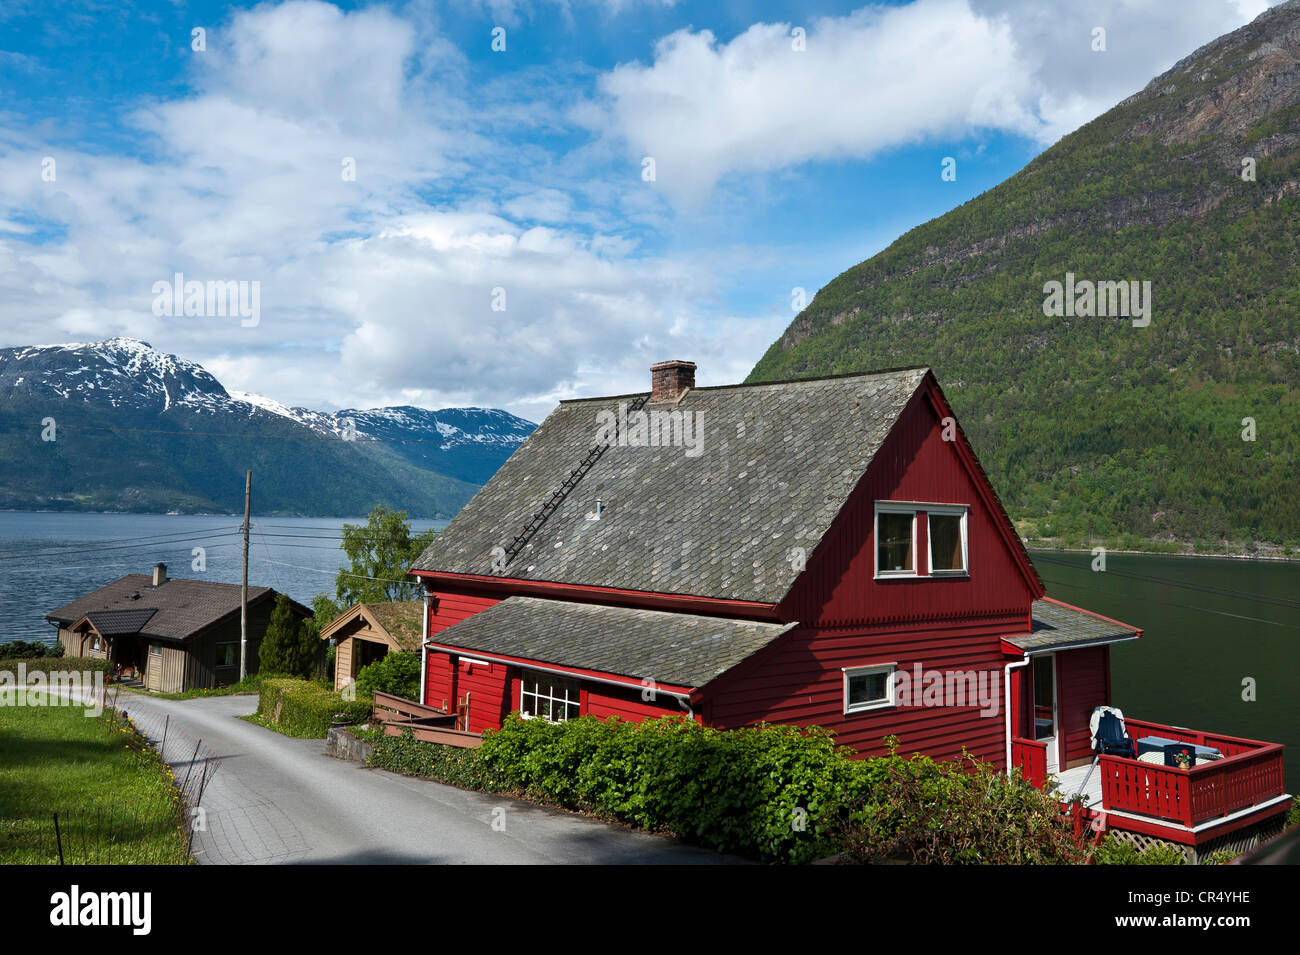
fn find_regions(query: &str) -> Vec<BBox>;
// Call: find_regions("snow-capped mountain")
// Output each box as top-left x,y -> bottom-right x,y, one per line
0,338 -> 535,515
0,337 -> 233,413
0,337 -> 533,449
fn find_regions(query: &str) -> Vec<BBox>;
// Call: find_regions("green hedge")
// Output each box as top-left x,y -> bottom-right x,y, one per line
477,714 -> 866,863
364,714 -> 1085,865
369,729 -> 509,791
255,678 -> 372,738
0,656 -> 113,678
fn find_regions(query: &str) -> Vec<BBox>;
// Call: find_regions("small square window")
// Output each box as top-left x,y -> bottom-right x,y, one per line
844,664 -> 896,713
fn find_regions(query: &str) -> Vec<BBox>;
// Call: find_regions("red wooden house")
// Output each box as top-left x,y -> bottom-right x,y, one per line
405,361 -> 1288,859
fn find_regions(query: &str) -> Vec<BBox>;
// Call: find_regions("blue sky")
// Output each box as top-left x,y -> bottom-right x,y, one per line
0,0 -> 1280,420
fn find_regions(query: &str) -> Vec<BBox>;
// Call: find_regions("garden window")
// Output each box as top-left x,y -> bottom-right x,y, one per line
520,670 -> 581,723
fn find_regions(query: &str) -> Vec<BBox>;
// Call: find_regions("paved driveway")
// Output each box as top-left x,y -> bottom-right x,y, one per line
128,694 -> 738,865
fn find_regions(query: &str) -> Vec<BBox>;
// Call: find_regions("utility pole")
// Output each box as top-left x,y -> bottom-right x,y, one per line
240,470 -> 251,681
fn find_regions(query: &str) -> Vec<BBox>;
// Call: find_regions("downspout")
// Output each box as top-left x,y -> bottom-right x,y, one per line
419,590 -> 430,706
1004,653 -> 1030,775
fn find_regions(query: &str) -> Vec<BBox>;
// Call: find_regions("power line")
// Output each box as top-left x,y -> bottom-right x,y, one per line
0,530 -> 242,562
1031,552 -> 1300,611
254,554 -> 415,586
0,523 -> 241,556
1037,575 -> 1300,631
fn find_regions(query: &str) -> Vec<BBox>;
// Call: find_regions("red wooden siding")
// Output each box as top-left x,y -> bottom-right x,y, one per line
780,391 -> 1038,630
428,590 -> 500,638
703,612 -> 1023,764
425,650 -> 456,711
1055,647 -> 1109,767
583,678 -> 687,722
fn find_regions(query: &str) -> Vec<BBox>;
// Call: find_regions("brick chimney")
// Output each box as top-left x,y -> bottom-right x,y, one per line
151,563 -> 167,587
649,360 -> 696,404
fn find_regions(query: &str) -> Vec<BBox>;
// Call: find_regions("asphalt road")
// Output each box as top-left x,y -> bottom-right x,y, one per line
127,694 -> 738,865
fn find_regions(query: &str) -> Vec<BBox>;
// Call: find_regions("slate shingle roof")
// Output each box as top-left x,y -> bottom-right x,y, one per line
412,367 -> 930,603
428,596 -> 796,689
1005,599 -> 1141,652
46,575 -> 292,642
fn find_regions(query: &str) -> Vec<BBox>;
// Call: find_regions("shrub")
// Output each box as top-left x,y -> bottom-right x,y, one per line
1094,833 -> 1187,865
255,678 -> 371,738
0,640 -> 60,660
840,747 -> 1087,865
477,714 -> 864,863
1288,795 -> 1300,829
356,651 -> 420,700
1201,849 -> 1240,865
369,730 -> 508,791
0,656 -> 113,678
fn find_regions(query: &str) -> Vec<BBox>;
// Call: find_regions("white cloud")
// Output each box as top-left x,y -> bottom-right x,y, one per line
595,0 -> 1285,204
0,1 -> 737,420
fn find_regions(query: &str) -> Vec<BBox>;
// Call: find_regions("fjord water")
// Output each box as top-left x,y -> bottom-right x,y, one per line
1,513 -> 1294,783
0,511 -> 446,644
1030,550 -> 1299,785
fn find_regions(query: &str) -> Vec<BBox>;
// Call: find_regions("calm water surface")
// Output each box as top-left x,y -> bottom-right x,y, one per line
1029,550 -> 1299,785
0,512 -> 446,645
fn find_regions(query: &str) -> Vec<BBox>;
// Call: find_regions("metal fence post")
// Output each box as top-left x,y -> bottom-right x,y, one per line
52,811 -> 64,865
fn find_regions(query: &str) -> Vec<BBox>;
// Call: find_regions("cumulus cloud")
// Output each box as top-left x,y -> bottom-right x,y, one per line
0,0 -> 1286,419
0,0 -> 735,420
595,0 -> 1286,203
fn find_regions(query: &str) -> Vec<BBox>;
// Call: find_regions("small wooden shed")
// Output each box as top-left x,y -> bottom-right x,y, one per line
321,602 -> 422,691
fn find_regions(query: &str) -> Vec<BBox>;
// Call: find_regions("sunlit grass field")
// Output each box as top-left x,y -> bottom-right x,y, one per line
0,691 -> 191,864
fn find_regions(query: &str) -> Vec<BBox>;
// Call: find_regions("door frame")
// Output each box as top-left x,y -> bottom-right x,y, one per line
1031,651 -> 1060,775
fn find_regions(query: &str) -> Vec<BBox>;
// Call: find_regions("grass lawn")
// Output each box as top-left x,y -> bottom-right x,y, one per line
0,692 -> 191,864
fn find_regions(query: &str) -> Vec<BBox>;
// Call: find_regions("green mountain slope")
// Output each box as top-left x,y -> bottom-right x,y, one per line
748,2 -> 1300,554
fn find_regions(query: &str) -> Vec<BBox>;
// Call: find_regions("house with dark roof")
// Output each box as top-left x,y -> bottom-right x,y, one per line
319,602 -> 423,692
46,563 -> 310,693
407,361 -> 1288,858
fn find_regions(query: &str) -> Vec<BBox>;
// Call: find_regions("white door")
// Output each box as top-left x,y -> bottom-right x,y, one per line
1032,653 -> 1059,775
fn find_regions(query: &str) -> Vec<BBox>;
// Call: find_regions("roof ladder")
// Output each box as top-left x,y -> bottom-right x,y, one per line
502,395 -> 647,565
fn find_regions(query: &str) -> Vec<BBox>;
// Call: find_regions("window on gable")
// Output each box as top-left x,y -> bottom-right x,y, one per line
844,664 -> 896,714
520,671 -> 581,723
876,511 -> 915,574
876,502 -> 969,578
928,509 -> 967,575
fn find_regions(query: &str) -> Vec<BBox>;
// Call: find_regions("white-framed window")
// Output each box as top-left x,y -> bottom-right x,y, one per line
875,502 -> 969,578
150,643 -> 162,656
875,505 -> 916,576
214,641 -> 237,668
843,663 -> 897,714
520,670 -> 581,723
927,506 -> 968,576
89,634 -> 101,651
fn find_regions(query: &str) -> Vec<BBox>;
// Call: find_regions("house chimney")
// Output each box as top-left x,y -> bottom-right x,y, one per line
650,360 -> 696,404
152,563 -> 167,587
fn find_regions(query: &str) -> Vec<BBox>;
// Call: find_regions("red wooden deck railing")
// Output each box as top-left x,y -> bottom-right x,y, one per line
372,691 -> 484,748
1097,718 -> 1285,827
1011,737 -> 1047,789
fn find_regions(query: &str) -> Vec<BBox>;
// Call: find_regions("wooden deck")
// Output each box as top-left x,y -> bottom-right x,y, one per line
372,691 -> 484,748
1053,763 -> 1103,809
1022,717 -> 1290,846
